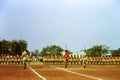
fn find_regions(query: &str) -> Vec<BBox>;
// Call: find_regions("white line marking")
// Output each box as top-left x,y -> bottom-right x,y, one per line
28,66 -> 46,80
51,66 -> 102,80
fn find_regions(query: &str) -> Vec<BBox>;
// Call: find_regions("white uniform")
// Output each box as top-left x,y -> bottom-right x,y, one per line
22,51 -> 27,61
22,50 -> 27,69
82,52 -> 87,61
82,51 -> 88,68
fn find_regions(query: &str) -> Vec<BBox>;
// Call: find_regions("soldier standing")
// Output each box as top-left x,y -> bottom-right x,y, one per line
64,50 -> 69,68
22,49 -> 28,69
82,50 -> 88,68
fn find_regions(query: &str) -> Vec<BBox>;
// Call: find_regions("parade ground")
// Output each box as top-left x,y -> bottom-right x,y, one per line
0,63 -> 120,80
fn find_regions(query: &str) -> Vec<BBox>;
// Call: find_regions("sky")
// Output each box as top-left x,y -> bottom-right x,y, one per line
0,0 -> 120,52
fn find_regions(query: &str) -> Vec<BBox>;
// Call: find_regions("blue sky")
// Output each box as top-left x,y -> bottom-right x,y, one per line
0,0 -> 120,52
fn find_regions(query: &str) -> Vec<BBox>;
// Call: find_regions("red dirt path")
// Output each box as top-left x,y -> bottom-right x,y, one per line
0,64 -> 120,80
0,65 -> 42,80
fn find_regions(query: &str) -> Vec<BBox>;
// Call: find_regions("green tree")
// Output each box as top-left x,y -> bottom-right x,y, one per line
18,39 -> 27,52
10,39 -> 28,55
87,45 -> 109,57
0,40 -> 10,54
0,39 -> 28,55
111,48 -> 120,56
40,45 -> 64,56
10,40 -> 19,55
33,49 -> 39,56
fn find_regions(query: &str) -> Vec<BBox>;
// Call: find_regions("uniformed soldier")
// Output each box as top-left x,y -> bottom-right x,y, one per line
82,50 -> 88,68
22,49 -> 28,69
64,50 -> 69,68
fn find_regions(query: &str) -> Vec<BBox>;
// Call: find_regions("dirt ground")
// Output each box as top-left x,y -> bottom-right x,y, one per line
0,63 -> 120,80
0,65 -> 42,80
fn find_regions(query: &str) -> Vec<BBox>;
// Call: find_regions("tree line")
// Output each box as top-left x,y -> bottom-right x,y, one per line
0,39 -> 28,55
1,39 -> 120,57
39,45 -> 120,57
87,45 -> 120,56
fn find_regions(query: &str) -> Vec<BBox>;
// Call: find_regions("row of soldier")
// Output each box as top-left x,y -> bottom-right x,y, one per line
42,55 -> 120,65
0,54 -> 120,65
0,54 -> 31,65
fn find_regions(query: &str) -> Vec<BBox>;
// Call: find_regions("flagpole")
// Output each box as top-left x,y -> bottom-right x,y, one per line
65,44 -> 67,50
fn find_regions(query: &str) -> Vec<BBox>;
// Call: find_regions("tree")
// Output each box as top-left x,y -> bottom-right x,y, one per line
0,39 -> 28,55
87,45 -> 109,57
18,39 -> 27,52
102,45 -> 109,56
34,49 -> 40,56
40,45 -> 64,56
10,39 -> 28,55
111,48 -> 120,56
0,40 -> 10,55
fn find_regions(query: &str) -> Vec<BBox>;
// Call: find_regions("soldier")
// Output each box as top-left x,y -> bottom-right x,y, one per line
22,49 -> 28,69
82,50 -> 88,68
64,50 -> 69,68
